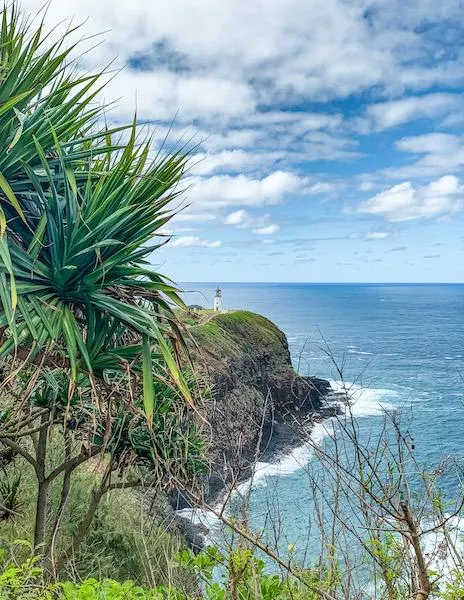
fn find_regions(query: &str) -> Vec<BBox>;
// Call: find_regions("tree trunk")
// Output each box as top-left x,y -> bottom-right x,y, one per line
55,483 -> 106,575
400,502 -> 431,600
33,413 -> 50,551
43,433 -> 72,579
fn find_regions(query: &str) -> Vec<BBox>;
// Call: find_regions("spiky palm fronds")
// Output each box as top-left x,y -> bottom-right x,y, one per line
0,4 -> 194,424
0,5 -> 120,206
1,129 -> 192,423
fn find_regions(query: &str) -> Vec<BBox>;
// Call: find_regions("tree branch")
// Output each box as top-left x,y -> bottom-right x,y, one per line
0,437 -> 38,470
45,445 -> 101,483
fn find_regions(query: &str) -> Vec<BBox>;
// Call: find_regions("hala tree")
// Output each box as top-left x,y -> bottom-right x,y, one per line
0,1 -> 207,575
0,367 -> 206,580
0,5 -> 193,420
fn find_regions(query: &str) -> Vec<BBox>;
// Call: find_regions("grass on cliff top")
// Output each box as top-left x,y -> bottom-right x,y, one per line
189,311 -> 287,360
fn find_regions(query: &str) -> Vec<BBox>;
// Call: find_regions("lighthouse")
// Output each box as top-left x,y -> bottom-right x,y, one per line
213,286 -> 222,312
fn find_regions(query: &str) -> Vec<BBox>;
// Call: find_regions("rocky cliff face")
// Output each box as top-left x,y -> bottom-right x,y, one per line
185,311 -> 332,501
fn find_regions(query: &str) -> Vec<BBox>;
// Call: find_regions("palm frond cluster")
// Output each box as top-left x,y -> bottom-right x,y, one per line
0,5 -> 194,426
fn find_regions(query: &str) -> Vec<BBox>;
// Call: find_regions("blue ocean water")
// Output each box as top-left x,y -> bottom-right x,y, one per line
181,283 -> 464,562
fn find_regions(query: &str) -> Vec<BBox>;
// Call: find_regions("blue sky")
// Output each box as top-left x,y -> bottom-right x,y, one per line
26,0 -> 464,281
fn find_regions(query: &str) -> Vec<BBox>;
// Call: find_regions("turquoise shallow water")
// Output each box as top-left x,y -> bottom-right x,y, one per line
181,283 -> 464,562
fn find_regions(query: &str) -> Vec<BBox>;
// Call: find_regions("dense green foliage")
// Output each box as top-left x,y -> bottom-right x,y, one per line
3,543 -> 464,599
0,477 -> 194,589
0,3 -> 192,426
0,543 -> 334,599
0,2 -> 205,587
0,367 -> 206,582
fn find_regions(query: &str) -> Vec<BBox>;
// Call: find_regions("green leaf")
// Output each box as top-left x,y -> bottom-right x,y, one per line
65,166 -> 78,197
157,335 -> 194,408
0,206 -> 6,237
27,214 -> 47,258
8,108 -> 26,151
0,89 -> 33,118
0,171 -> 26,223
0,237 -> 17,311
142,335 -> 155,427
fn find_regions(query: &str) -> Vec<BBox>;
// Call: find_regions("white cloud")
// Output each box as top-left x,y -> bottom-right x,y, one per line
358,175 -> 463,221
185,171 -> 305,208
170,235 -> 221,248
192,151 -> 253,175
21,0 -> 464,124
395,133 -> 461,154
365,231 -> 390,240
191,150 -> 286,175
225,209 -> 249,226
364,93 -> 462,131
253,224 -> 280,235
103,70 -> 256,123
386,133 -> 464,178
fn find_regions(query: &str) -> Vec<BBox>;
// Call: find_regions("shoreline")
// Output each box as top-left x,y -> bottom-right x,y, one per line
175,380 -> 399,548
174,390 -> 345,548
202,387 -> 344,507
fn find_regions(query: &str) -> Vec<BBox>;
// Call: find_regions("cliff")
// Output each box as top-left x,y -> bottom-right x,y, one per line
185,311 -> 332,501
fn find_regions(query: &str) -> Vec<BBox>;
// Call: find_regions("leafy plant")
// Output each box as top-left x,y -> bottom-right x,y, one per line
0,544 -> 336,600
0,1 -> 206,576
0,541 -> 56,599
0,2 -> 192,425
0,466 -> 22,521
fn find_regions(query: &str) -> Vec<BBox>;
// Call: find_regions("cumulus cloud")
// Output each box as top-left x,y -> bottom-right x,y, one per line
358,175 -> 463,221
253,224 -> 280,235
170,235 -> 221,247
185,171 -> 305,208
101,70 -> 256,123
385,133 -> 464,178
225,210 -> 250,226
24,0 -> 463,108
364,93 -> 462,131
224,209 -> 275,233
21,0 -> 464,127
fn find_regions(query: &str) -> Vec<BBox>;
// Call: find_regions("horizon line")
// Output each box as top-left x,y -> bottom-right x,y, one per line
179,281 -> 464,285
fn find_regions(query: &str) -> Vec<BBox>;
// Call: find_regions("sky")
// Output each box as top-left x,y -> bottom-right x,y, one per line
23,0 -> 464,282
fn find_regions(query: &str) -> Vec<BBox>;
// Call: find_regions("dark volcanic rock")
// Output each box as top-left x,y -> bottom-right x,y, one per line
186,311 -> 332,502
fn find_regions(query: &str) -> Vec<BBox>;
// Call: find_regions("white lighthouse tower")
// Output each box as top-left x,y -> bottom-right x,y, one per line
213,286 -> 222,312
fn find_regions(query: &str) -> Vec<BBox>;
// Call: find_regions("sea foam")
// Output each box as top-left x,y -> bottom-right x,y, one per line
329,380 -> 398,417
237,381 -> 398,492
177,381 -> 399,533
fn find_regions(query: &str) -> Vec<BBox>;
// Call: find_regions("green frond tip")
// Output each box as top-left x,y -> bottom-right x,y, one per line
0,206 -> 6,237
157,335 -> 194,409
0,237 -> 17,311
0,172 -> 26,223
142,335 -> 155,427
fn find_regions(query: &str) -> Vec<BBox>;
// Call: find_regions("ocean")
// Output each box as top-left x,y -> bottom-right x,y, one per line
180,283 -> 464,568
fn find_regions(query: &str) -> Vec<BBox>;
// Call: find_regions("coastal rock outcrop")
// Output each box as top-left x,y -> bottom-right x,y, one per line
182,311 -> 333,503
